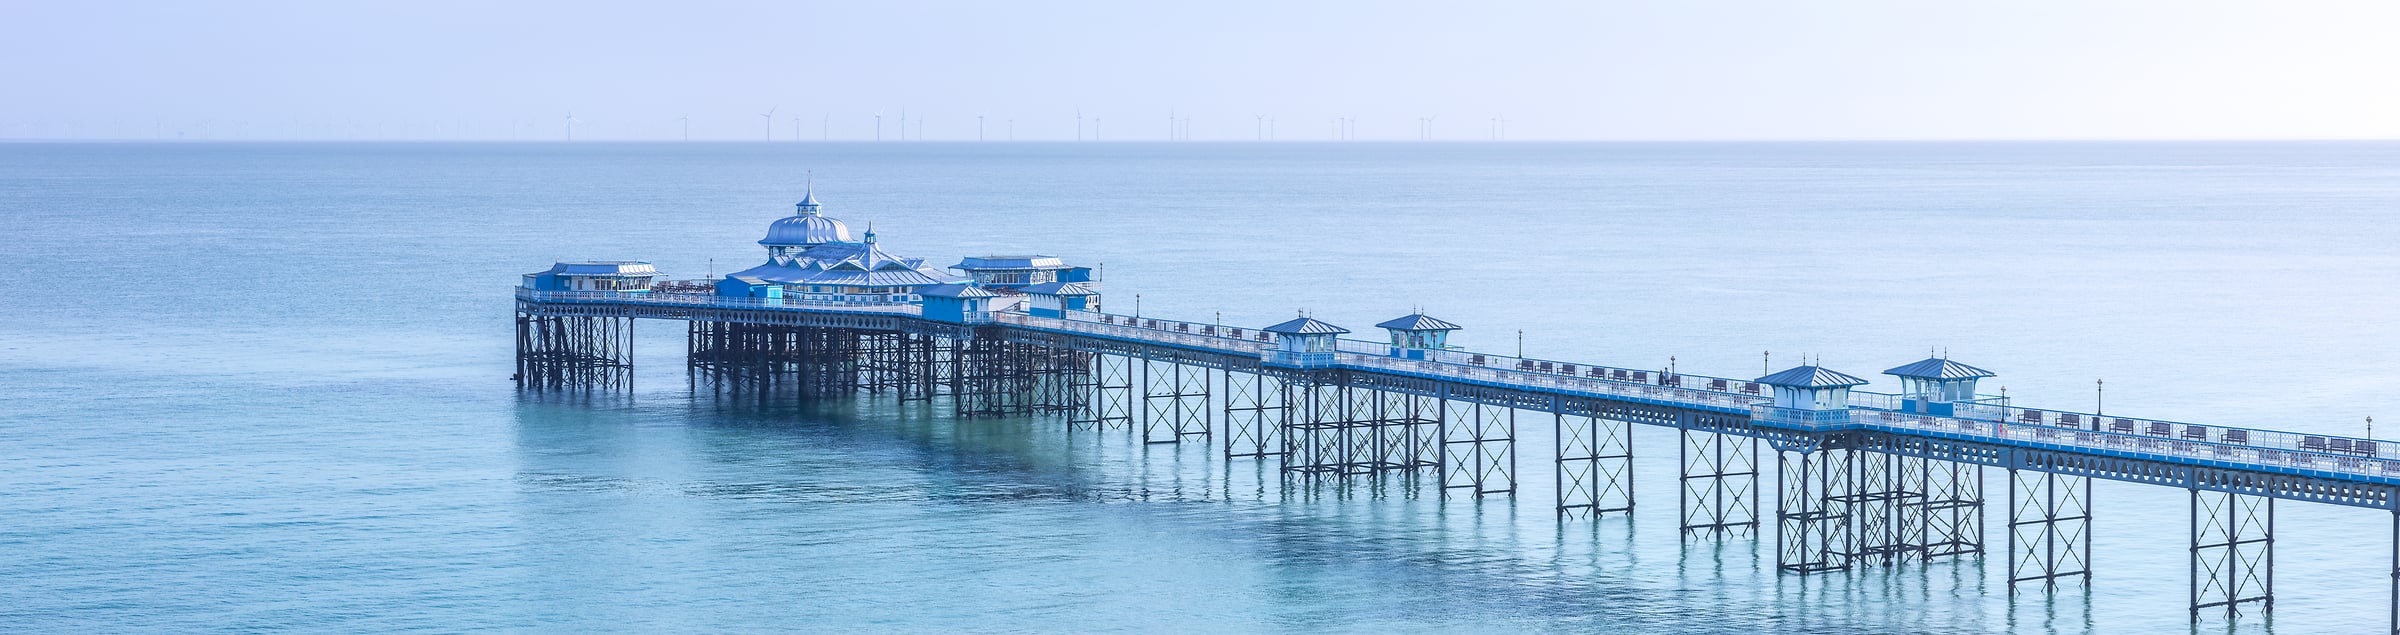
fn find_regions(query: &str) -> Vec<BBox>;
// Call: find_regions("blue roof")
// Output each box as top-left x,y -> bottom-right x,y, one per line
1018,281 -> 1099,296
918,284 -> 999,299
1374,314 -> 1462,331
529,261 -> 660,277
954,255 -> 1069,270
1883,358 -> 1995,380
1262,316 -> 1350,335
760,212 -> 852,246
1757,365 -> 1871,388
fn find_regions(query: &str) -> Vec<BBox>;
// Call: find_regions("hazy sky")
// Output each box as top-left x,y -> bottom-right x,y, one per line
5,1 -> 2397,141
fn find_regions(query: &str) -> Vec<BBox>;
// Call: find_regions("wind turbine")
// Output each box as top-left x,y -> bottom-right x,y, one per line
874,111 -> 883,141
977,115 -> 985,141
1007,118 -> 1014,141
1255,115 -> 1263,141
759,106 -> 777,141
677,115 -> 689,141
790,116 -> 800,141
564,112 -> 580,141
1076,109 -> 1083,141
899,108 -> 907,141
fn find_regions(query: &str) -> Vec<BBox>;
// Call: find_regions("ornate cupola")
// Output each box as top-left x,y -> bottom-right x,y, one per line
758,185 -> 854,257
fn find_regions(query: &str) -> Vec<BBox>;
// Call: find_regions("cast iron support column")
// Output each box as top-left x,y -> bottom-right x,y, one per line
2005,465 -> 2093,593
1557,411 -> 1633,518
1775,445 -> 1853,574
1224,369 -> 1287,459
2191,488 -> 2272,621
1680,428 -> 1761,534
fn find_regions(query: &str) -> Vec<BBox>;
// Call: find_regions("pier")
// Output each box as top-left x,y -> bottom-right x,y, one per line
516,193 -> 2397,631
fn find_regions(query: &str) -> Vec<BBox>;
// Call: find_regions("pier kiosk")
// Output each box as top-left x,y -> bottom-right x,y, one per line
1374,313 -> 1461,359
1261,316 -> 1348,368
1882,357 -> 1994,416
522,261 -> 663,292
918,284 -> 999,324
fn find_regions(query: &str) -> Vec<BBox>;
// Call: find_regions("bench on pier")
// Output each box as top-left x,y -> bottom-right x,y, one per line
2109,420 -> 2135,435
2303,436 -> 2329,452
2224,429 -> 2250,444
2183,425 -> 2209,441
2144,421 -> 2172,436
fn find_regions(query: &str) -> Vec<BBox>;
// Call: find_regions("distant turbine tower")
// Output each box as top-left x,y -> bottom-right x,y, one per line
977,115 -> 985,141
1254,114 -> 1263,141
564,112 -> 580,141
1075,109 -> 1083,141
759,106 -> 778,141
677,115 -> 689,141
874,111 -> 883,141
899,108 -> 907,141
1168,108 -> 1175,141
790,116 -> 800,141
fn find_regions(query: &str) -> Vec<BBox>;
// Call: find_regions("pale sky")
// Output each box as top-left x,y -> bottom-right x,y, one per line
5,0 -> 2397,141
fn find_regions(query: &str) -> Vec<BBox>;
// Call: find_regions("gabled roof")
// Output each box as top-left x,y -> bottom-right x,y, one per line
1262,316 -> 1350,335
955,255 -> 1069,270
917,284 -> 1000,299
1018,281 -> 1099,296
529,261 -> 660,277
1757,365 -> 1871,389
1883,358 -> 1995,380
1374,314 -> 1462,332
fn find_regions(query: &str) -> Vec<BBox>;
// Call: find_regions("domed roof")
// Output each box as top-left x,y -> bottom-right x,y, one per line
759,189 -> 852,246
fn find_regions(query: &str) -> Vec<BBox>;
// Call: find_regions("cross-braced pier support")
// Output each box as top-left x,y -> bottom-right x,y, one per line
2191,488 -> 2272,620
1681,429 -> 1761,533
954,338 -> 1036,418
1030,347 -> 1090,413
2006,467 -> 2093,593
1281,381 -> 1438,476
1224,369 -> 1287,459
1909,458 -> 1985,559
1776,446 -> 1855,574
1069,353 -> 1133,430
1440,400 -> 1516,496
1834,451 -> 1928,566
1139,357 -> 1211,444
517,313 -> 633,389
1557,412 -> 1632,518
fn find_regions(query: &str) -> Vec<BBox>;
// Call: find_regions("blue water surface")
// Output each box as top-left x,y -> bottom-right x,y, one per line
2,141 -> 2397,633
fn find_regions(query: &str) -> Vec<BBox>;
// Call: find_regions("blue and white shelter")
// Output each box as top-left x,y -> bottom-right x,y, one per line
1375,313 -> 1461,359
1884,357 -> 1996,416
952,255 -> 1097,292
1018,281 -> 1100,317
522,261 -> 663,292
918,284 -> 999,323
1261,315 -> 1349,368
714,275 -> 782,302
1757,365 -> 1872,411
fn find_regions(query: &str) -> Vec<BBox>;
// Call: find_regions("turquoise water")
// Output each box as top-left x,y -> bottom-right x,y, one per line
3,142 -> 2397,632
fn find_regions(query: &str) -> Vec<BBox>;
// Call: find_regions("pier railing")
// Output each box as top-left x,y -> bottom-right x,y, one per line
520,291 -> 2394,475
514,288 -> 924,314
1757,404 -> 2400,480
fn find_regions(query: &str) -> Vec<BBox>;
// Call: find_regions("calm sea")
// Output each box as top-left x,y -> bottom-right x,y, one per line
2,141 -> 2396,633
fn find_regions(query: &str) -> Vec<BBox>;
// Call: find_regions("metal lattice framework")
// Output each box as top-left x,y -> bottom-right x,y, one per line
1680,429 -> 1760,533
1441,399 -> 1516,496
517,313 -> 632,389
2191,488 -> 2273,620
1224,369 -> 1286,459
2007,467 -> 2092,593
1777,447 -> 1856,574
1557,412 -> 1633,518
1069,353 -> 1133,431
1140,356 -> 1211,443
